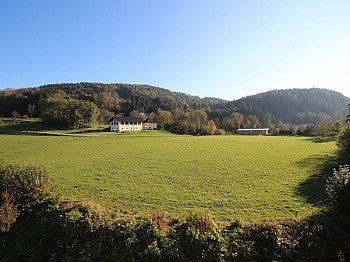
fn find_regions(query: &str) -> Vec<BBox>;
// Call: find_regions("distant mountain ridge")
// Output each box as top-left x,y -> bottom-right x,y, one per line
0,83 -> 349,125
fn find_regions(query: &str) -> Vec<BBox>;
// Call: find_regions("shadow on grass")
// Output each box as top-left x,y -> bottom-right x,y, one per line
295,153 -> 347,207
0,120 -> 109,136
0,119 -> 60,133
306,136 -> 337,143
70,127 -> 109,134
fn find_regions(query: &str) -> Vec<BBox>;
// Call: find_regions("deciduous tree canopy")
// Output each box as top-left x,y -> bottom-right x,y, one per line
1,83 -> 349,134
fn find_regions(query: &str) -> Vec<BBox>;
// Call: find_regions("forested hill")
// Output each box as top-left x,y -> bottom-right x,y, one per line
0,83 -> 349,126
227,88 -> 350,124
39,83 -> 227,112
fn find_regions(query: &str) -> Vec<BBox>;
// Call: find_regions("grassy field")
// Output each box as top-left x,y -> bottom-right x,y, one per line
0,122 -> 339,223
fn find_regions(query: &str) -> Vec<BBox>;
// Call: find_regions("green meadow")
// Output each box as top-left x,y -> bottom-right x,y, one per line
0,128 -> 338,223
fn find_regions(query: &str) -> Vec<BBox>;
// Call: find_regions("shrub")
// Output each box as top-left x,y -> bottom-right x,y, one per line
244,222 -> 295,261
170,212 -> 225,261
326,164 -> 350,213
0,162 -> 55,210
0,191 -> 18,232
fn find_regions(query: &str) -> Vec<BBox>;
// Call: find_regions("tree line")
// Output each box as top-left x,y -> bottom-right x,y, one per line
1,83 -> 349,134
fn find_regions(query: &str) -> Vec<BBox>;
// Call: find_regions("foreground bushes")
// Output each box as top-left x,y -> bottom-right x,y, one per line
1,163 -> 350,261
1,206 -> 349,261
326,164 -> 350,214
0,162 -> 55,210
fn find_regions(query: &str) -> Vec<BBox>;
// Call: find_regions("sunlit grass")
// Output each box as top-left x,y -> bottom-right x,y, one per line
0,130 -> 338,223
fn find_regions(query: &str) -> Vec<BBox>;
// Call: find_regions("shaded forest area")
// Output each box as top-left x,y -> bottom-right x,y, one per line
1,83 -> 349,134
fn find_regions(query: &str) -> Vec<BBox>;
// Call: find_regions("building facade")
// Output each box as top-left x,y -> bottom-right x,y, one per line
109,116 -> 143,132
237,128 -> 270,135
142,119 -> 158,130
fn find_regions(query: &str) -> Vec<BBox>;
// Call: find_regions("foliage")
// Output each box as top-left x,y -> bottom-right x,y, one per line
1,84 -> 349,135
39,97 -> 99,127
227,88 -> 349,124
0,201 -> 349,261
346,104 -> 350,124
336,123 -> 350,156
169,212 -> 225,261
0,191 -> 18,232
314,122 -> 333,137
0,162 -> 55,210
206,120 -> 217,135
326,164 -> 350,213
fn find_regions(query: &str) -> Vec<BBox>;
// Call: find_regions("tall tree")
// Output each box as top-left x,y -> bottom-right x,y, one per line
346,104 -> 350,124
156,109 -> 173,130
230,112 -> 244,131
206,120 -> 217,135
245,115 -> 261,128
336,123 -> 350,156
314,122 -> 332,137
39,98 -> 68,125
263,113 -> 274,129
194,109 -> 208,133
333,121 -> 343,135
78,100 -> 100,127
27,105 -> 36,118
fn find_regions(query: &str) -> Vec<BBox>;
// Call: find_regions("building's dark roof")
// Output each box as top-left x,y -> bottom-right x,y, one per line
110,116 -> 143,123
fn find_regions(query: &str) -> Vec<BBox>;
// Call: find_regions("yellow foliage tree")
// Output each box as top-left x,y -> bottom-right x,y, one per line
206,120 -> 217,135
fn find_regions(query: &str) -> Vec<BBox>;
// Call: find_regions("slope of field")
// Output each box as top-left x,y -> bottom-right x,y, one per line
0,132 -> 338,222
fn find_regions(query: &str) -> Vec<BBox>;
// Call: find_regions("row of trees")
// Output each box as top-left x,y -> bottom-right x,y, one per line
1,84 -> 350,135
39,97 -> 99,128
153,108 -> 344,136
36,91 -> 348,136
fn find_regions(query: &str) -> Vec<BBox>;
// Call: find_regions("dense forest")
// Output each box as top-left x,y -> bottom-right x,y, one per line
0,83 -> 349,134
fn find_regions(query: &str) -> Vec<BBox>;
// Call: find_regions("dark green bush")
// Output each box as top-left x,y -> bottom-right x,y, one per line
0,162 -> 55,210
170,212 -> 225,261
326,164 -> 350,213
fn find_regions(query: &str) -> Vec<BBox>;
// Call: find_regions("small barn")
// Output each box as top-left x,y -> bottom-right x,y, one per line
237,128 -> 270,135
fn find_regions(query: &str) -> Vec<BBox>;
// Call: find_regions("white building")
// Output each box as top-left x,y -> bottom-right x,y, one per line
109,116 -> 143,132
142,118 -> 158,130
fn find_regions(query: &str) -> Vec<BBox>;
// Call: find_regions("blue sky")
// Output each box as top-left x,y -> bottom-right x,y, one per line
1,1 -> 350,100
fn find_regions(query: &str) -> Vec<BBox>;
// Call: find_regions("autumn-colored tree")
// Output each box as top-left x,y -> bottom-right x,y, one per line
206,120 -> 217,135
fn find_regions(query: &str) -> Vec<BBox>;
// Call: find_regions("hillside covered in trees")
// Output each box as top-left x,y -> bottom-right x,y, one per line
0,83 -> 349,134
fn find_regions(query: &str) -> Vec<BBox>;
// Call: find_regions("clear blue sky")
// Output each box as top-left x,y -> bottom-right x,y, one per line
1,1 -> 350,100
